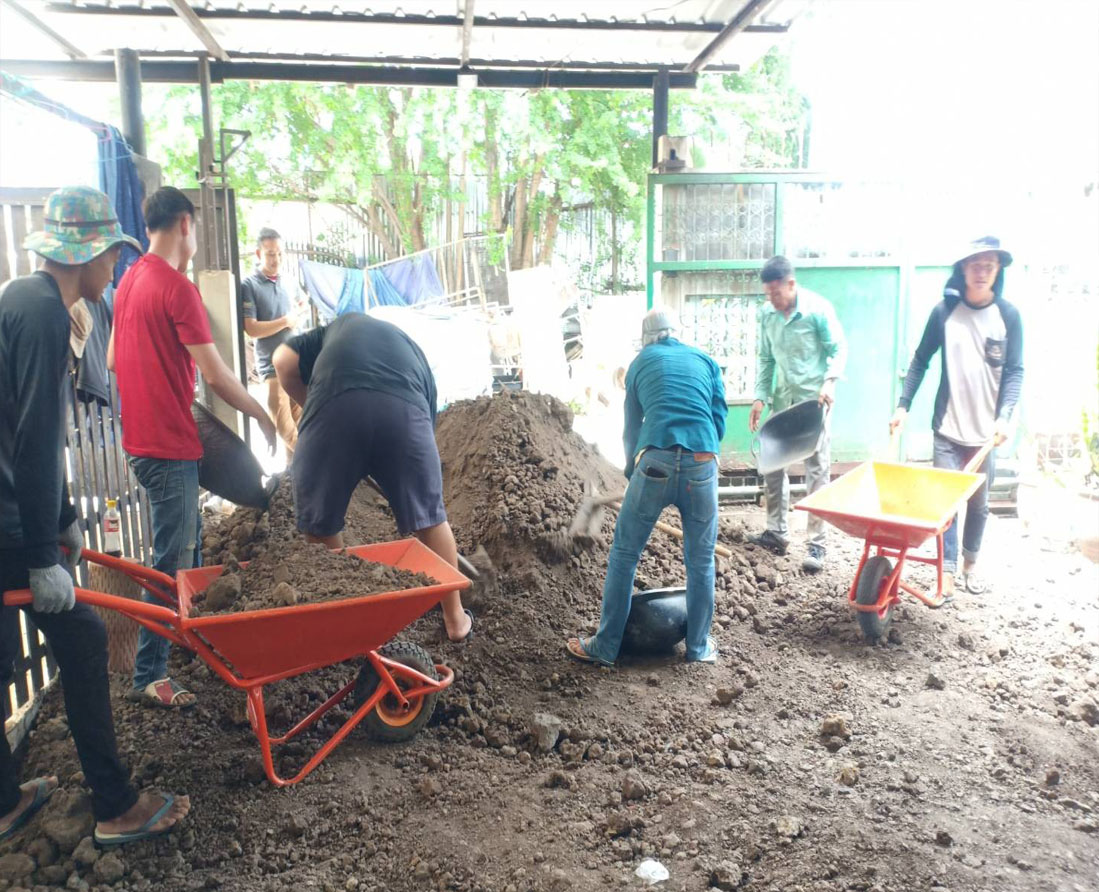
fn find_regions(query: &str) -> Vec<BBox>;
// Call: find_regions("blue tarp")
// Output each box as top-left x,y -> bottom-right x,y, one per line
367,268 -> 405,307
300,260 -> 343,320
381,255 -> 445,306
99,125 -> 148,286
301,254 -> 449,317
336,268 -> 366,316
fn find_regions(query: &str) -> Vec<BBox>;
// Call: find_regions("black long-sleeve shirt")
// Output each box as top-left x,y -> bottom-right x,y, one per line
0,271 -> 76,570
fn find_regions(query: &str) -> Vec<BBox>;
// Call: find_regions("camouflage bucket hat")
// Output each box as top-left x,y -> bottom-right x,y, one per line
23,185 -> 142,265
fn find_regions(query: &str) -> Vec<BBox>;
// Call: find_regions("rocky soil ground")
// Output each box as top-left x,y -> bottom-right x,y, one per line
1,391 -> 1096,892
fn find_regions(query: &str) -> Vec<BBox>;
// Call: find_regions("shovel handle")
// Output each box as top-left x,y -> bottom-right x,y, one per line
609,501 -> 733,559
963,439 -> 995,475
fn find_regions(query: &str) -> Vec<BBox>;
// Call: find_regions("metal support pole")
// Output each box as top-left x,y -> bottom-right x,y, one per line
197,53 -> 219,271
651,70 -> 669,169
114,49 -> 145,156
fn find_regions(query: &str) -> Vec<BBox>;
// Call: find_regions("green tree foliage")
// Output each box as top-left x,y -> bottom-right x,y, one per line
145,47 -> 806,273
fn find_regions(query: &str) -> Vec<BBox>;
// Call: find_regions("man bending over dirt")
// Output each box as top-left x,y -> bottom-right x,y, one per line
272,312 -> 473,642
1,186 -> 190,846
566,308 -> 726,666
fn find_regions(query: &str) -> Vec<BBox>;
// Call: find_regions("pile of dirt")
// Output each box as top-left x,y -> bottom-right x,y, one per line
0,390 -> 802,892
191,538 -> 434,615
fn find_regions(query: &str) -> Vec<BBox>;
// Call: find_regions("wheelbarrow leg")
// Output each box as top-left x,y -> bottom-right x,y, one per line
243,657 -> 455,787
847,539 -> 873,605
895,532 -> 950,608
246,682 -> 375,787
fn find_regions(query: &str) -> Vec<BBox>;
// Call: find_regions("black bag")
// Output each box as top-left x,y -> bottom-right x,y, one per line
191,402 -> 272,509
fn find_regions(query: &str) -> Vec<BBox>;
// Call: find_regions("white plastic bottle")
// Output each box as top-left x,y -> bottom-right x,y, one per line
103,498 -> 122,557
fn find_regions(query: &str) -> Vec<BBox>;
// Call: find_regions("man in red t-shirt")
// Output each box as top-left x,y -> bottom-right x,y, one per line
110,187 -> 275,709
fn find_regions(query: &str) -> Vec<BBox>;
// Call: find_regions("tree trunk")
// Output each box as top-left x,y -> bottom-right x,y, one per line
338,201 -> 399,261
610,209 -> 619,293
537,193 -> 563,266
518,157 -> 545,269
510,176 -> 529,270
484,103 -> 504,232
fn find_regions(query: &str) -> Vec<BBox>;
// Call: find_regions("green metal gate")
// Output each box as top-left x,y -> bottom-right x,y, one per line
646,172 -> 950,466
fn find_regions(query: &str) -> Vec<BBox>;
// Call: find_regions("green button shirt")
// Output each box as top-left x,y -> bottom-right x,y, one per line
754,287 -> 847,412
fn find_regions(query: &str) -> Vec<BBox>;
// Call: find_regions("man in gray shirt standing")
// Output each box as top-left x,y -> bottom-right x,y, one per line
890,236 -> 1024,598
241,227 -> 302,456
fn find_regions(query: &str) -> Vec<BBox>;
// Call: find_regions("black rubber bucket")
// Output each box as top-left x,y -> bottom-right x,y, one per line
755,399 -> 826,476
621,587 -> 688,655
192,402 -> 272,510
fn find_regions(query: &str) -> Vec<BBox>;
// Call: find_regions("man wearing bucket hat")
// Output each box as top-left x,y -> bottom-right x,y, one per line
0,186 -> 190,844
566,307 -> 727,666
749,256 -> 847,572
890,236 -> 1024,597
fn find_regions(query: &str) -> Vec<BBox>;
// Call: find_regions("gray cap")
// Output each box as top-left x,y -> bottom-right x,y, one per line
641,308 -> 676,344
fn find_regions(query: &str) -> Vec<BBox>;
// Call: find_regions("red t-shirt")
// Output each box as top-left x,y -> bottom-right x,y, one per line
113,254 -> 214,460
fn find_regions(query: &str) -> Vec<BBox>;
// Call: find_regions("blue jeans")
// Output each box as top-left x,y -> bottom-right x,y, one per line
586,448 -> 718,663
127,456 -> 201,691
932,433 -> 994,572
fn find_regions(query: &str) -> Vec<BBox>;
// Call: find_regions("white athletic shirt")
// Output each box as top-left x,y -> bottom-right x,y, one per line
938,301 -> 1007,446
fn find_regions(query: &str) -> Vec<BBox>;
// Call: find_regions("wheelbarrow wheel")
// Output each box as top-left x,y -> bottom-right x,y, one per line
854,555 -> 894,643
355,642 -> 440,743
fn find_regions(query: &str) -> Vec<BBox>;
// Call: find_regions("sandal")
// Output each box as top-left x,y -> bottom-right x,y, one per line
687,636 -> 719,664
963,571 -> 987,595
448,608 -> 475,644
94,792 -> 181,848
129,678 -> 196,710
565,637 -> 614,668
0,777 -> 56,842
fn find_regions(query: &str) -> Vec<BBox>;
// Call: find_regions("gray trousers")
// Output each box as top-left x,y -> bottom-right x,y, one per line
764,420 -> 830,547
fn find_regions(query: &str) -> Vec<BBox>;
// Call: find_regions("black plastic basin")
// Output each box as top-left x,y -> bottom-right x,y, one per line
756,399 -> 826,475
621,587 -> 688,655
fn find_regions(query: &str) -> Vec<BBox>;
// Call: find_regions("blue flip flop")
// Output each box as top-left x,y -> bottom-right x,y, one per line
0,777 -> 55,842
565,636 -> 615,668
93,792 -> 179,849
450,608 -> 475,643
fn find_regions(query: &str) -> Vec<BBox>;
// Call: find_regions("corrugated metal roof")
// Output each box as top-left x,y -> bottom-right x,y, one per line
0,1 -> 803,81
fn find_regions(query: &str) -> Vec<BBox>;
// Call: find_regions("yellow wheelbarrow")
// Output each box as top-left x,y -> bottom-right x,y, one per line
795,443 -> 991,642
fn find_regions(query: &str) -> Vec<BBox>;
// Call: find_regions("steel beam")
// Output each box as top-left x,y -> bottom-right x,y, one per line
128,50 -> 742,73
460,1 -> 475,68
652,70 -> 669,169
114,49 -> 145,156
165,0 -> 231,62
1,0 -> 86,59
41,3 -> 786,34
197,54 -> 219,269
684,0 -> 775,73
0,59 -> 700,90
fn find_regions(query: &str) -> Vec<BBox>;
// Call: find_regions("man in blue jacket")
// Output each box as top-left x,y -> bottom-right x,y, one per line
890,236 -> 1024,597
567,308 -> 726,666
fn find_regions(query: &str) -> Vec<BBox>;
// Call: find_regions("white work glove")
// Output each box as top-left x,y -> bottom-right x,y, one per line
28,565 -> 76,614
58,519 -> 84,571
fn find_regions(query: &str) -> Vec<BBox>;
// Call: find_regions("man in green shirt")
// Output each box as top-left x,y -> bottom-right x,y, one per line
748,256 -> 847,571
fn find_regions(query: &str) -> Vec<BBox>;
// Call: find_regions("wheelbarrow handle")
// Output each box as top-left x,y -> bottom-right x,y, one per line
963,439 -> 995,475
608,501 -> 734,559
78,548 -> 177,606
2,587 -> 180,625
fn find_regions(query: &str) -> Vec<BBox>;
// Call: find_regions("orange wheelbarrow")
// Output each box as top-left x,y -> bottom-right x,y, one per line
795,444 -> 990,642
4,539 -> 469,786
